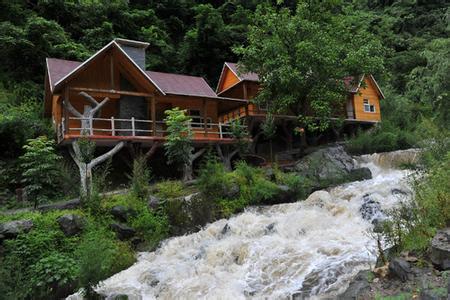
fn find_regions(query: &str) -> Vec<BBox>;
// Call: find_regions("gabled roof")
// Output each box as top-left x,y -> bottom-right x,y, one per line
216,62 -> 259,95
48,40 -> 166,95
225,62 -> 259,82
46,58 -> 82,91
344,74 -> 385,99
146,71 -> 217,98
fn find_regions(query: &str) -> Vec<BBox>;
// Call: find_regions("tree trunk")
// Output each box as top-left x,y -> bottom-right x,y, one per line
269,139 -> 273,164
182,148 -> 206,182
216,144 -> 238,171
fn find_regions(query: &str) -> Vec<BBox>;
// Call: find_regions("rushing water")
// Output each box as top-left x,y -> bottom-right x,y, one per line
94,150 -> 418,300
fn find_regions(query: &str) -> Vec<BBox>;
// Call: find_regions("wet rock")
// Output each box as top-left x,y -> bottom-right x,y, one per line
430,228 -> 450,270
348,167 -> 372,181
265,223 -> 275,234
111,205 -> 136,222
360,194 -> 383,224
221,223 -> 230,235
38,198 -> 81,212
57,214 -> 85,237
389,258 -> 413,282
267,185 -> 297,204
293,146 -> 358,188
0,219 -> 33,239
338,270 -> 371,300
110,294 -> 129,300
148,195 -> 161,210
130,237 -> 143,248
110,223 -> 136,240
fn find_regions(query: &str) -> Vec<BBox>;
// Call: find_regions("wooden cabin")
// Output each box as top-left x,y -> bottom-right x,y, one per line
44,39 -> 247,147
216,62 -> 385,123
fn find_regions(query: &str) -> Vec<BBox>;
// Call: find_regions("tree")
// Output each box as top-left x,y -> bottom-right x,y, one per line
164,107 -> 205,181
261,113 -> 276,163
64,92 -> 124,201
216,118 -> 248,171
20,136 -> 62,208
235,0 -> 384,131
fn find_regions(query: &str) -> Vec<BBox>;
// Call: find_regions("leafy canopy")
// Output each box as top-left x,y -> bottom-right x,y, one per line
235,0 -> 385,131
164,107 -> 193,167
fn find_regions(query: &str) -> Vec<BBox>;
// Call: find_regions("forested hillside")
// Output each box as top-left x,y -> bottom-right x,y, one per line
0,0 -> 448,198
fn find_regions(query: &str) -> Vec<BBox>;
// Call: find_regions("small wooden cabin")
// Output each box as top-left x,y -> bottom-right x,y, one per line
44,39 -> 247,147
215,62 -> 385,123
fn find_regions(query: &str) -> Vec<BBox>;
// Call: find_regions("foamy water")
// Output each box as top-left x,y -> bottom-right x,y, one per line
92,150 -> 416,300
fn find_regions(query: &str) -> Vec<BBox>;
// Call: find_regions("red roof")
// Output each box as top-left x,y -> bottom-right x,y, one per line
46,58 -> 216,98
343,76 -> 362,93
225,62 -> 259,82
146,71 -> 217,98
46,58 -> 81,91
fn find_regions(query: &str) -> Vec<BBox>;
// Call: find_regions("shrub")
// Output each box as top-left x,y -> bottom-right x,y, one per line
128,155 -> 152,200
154,180 -> 186,199
276,172 -> 314,199
19,136 -> 62,207
30,253 -> 79,298
197,156 -> 232,199
76,228 -> 135,298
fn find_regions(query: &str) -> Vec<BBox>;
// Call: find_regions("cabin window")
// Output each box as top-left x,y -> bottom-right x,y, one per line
363,99 -> 375,113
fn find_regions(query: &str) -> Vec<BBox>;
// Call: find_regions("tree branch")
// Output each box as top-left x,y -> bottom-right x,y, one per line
88,142 -> 125,169
192,147 -> 206,161
143,142 -> 161,161
89,97 -> 110,117
215,144 -> 224,160
63,100 -> 83,118
69,145 -> 82,169
230,148 -> 239,159
79,91 -> 99,107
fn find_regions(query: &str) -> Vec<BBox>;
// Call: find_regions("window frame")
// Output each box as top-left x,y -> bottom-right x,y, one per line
363,99 -> 376,113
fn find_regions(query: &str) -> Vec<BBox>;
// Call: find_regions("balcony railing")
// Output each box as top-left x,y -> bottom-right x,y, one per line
61,116 -> 241,140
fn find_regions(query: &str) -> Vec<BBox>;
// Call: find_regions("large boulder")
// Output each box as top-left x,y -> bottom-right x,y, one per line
294,146 -> 371,188
338,270 -> 371,300
148,195 -> 161,210
0,220 -> 33,239
110,205 -> 136,222
389,257 -> 413,282
110,223 -> 136,240
57,214 -> 85,237
430,228 -> 450,270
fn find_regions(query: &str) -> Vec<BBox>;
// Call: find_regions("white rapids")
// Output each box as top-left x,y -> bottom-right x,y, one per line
95,150 -> 416,300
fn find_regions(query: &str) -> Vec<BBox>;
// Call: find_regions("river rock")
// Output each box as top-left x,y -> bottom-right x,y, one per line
430,228 -> 450,270
293,146 -> 357,188
111,205 -> 136,222
0,219 -> 33,239
338,270 -> 371,299
360,194 -> 384,225
110,223 -> 136,240
57,214 -> 85,237
349,167 -> 372,181
389,257 -> 413,282
419,289 -> 445,300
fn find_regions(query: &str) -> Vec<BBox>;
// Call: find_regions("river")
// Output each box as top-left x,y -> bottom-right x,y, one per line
94,150 -> 418,300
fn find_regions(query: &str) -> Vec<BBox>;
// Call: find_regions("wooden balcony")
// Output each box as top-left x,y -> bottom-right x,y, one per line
58,116 -> 240,146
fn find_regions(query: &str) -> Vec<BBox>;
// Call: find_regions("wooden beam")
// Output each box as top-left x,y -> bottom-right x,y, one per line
203,98 -> 208,137
70,87 -> 153,98
151,96 -> 156,136
110,53 -> 114,89
243,82 -> 248,100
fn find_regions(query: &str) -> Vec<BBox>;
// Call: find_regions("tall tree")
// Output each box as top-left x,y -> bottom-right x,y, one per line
235,0 -> 385,131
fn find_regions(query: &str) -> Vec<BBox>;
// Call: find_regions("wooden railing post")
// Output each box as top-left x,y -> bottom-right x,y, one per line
111,117 -> 115,136
150,95 -> 156,136
131,117 -> 135,136
219,122 -> 223,139
203,98 -> 208,137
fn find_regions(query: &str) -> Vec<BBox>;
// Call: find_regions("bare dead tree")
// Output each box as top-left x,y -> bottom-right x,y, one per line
63,92 -> 125,200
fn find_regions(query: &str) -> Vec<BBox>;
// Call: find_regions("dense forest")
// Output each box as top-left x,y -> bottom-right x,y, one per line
0,0 -> 449,299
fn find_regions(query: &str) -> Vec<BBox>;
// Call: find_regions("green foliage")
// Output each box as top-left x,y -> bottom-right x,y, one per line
197,155 -> 233,199
235,0 -> 384,131
77,137 -> 96,164
378,127 -> 450,253
274,170 -> 314,200
75,228 -> 135,298
30,253 -> 79,298
128,155 -> 152,200
20,136 -> 62,207
164,107 -> 193,168
154,180 -> 187,200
